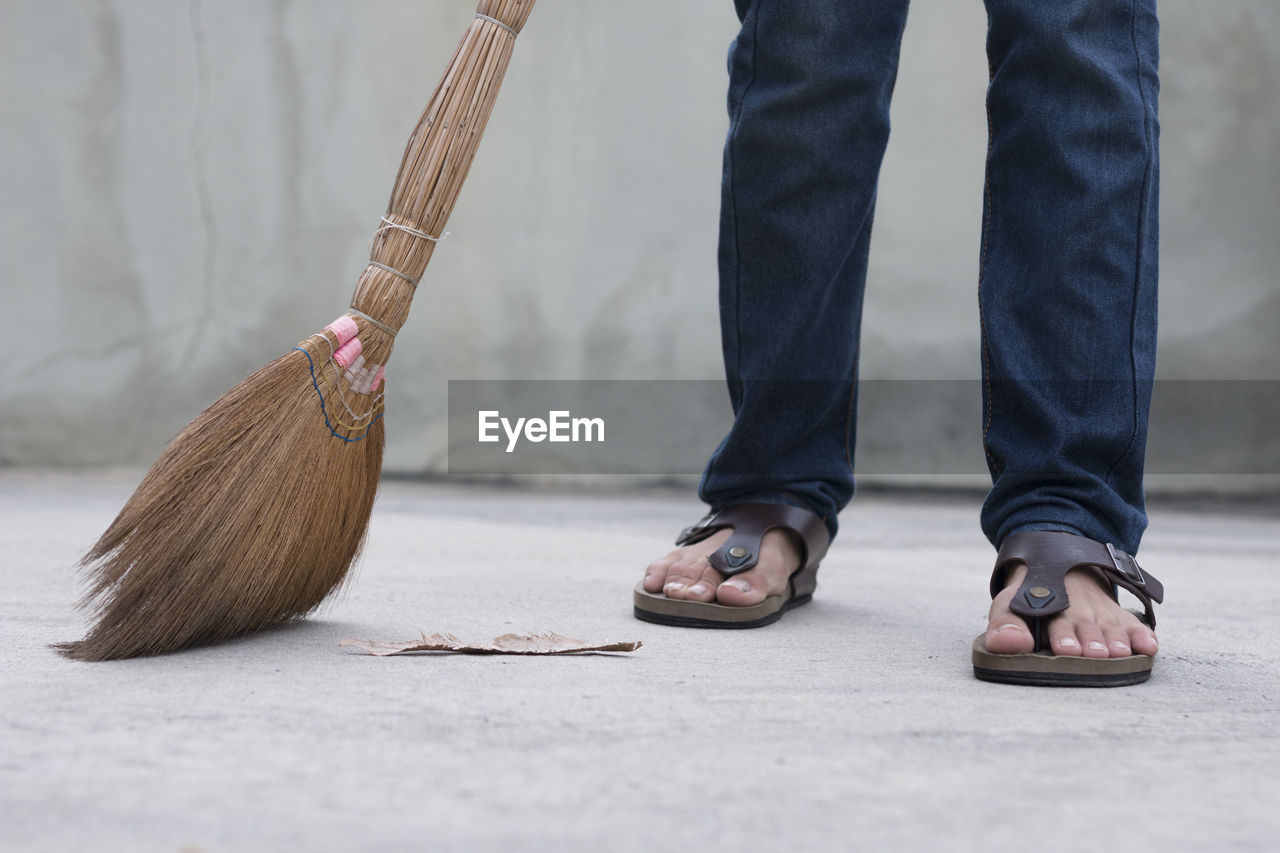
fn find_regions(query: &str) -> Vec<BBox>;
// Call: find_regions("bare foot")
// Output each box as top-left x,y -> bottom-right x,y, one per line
984,564 -> 1159,657
642,527 -> 802,606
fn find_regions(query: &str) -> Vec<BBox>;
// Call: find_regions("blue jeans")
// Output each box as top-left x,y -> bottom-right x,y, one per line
698,0 -> 1160,554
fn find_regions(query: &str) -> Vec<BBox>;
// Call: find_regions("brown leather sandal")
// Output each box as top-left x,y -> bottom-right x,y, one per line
972,530 -> 1165,687
633,502 -> 831,629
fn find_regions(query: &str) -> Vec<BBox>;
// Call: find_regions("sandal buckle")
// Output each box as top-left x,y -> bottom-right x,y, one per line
1106,543 -> 1147,587
676,512 -> 721,546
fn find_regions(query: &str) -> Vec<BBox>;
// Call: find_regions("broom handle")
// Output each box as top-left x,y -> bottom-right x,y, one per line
349,0 -> 535,338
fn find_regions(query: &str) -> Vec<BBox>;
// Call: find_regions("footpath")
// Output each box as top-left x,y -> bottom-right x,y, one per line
2,470 -> 1277,852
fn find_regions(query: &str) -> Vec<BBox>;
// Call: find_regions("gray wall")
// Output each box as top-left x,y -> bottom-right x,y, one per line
1,1 -> 1277,490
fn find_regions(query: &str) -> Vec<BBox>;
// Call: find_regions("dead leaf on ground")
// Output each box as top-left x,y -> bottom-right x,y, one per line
340,631 -> 642,657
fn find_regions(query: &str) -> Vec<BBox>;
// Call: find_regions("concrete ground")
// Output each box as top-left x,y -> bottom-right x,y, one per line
2,469 -> 1278,853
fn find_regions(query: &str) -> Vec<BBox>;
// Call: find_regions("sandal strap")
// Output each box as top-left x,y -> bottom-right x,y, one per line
676,502 -> 830,579
991,531 -> 1165,629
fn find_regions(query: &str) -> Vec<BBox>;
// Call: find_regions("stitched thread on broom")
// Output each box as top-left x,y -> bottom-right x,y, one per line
308,333 -> 386,421
319,346 -> 385,423
310,347 -> 383,431
295,346 -> 384,442
313,332 -> 380,422
322,357 -> 384,422
319,382 -> 382,431
474,14 -> 517,37
304,334 -> 383,431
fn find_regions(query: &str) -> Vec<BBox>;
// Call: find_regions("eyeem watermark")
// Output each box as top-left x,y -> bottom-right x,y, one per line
448,379 -> 1280,476
478,410 -> 605,453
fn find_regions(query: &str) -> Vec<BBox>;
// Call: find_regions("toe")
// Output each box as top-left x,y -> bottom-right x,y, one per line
643,555 -> 676,593
1075,623 -> 1110,658
1047,620 -> 1084,657
1103,623 -> 1133,658
1129,625 -> 1159,657
663,559 -> 722,602
715,570 -> 769,607
682,562 -> 727,602
643,529 -> 733,598
984,593 -> 1035,654
985,621 -> 1035,654
658,557 -> 699,598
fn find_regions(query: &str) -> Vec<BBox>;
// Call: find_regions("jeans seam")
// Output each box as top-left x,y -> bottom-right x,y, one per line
1106,0 -> 1154,487
703,4 -> 760,484
725,3 -> 762,385
843,375 -> 857,480
978,48 -> 1000,478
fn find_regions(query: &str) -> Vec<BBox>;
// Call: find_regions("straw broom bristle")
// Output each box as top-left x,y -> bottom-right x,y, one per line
58,0 -> 535,661
56,346 -> 384,661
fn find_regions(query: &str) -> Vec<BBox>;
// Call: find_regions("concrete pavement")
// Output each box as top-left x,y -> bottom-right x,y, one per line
2,470 -> 1278,852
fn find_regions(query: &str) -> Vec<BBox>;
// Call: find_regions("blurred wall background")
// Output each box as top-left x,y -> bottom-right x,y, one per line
1,0 -> 1276,490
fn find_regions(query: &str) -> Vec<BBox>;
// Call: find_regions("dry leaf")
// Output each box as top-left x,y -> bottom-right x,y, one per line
340,631 -> 642,657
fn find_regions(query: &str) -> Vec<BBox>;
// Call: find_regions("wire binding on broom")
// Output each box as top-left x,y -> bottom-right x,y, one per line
295,346 -> 385,443
309,331 -> 387,419
366,261 -> 418,287
366,218 -> 447,286
474,14 -> 518,37
373,216 -> 448,245
347,308 -> 398,337
292,322 -> 387,441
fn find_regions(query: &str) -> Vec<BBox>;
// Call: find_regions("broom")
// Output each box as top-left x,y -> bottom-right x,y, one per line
57,0 -> 536,661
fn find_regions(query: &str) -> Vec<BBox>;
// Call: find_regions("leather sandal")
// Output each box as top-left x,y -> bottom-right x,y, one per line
633,502 -> 830,629
972,530 -> 1165,687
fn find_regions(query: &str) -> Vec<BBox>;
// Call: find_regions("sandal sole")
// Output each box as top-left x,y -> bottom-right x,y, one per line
633,583 -> 810,629
971,635 -> 1154,687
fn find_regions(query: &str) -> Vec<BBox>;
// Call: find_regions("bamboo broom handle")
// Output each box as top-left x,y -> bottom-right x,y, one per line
349,0 -> 535,341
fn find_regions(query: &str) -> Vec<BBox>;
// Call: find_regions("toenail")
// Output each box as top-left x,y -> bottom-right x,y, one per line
1088,641 -> 1107,651
688,584 -> 708,596
725,579 -> 751,593
994,624 -> 1024,634
665,582 -> 685,593
1058,637 -> 1079,648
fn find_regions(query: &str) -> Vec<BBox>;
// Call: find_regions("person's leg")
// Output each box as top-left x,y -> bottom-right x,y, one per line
644,0 -> 911,607
977,0 -> 1161,658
